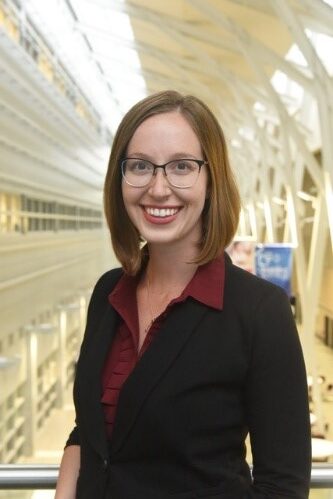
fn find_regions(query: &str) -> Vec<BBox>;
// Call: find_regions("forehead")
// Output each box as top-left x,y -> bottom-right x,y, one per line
127,111 -> 201,156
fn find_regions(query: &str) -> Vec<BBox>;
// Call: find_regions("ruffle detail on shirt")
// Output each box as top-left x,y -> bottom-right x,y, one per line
101,326 -> 137,436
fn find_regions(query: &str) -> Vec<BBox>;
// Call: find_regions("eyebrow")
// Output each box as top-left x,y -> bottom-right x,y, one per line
126,152 -> 199,160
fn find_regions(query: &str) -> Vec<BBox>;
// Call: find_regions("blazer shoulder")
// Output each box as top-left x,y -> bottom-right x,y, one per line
225,257 -> 288,307
224,259 -> 294,348
86,267 -> 123,318
93,267 -> 123,295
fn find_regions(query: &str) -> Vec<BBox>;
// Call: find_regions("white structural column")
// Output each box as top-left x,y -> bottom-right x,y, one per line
79,295 -> 87,344
24,327 -> 38,456
56,308 -> 67,408
316,70 -> 333,252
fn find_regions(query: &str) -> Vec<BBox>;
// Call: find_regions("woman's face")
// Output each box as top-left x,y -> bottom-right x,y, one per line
121,111 -> 208,252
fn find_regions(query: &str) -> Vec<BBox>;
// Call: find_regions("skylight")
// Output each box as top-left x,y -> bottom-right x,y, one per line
71,0 -> 147,110
24,0 -> 147,134
305,29 -> 333,76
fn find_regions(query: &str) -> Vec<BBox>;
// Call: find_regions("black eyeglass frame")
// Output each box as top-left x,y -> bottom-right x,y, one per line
121,158 -> 208,189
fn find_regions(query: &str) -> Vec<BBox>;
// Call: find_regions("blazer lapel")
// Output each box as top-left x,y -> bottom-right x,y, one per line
76,303 -> 118,459
110,298 -> 209,455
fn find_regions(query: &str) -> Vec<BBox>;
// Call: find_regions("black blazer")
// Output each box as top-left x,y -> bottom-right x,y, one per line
68,254 -> 311,499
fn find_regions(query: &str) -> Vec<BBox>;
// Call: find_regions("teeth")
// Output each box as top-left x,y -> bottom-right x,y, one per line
146,207 -> 179,217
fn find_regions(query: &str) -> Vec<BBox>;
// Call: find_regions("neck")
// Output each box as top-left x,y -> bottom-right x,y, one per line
145,241 -> 199,290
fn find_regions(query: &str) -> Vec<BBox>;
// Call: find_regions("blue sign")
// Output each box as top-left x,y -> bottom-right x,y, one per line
255,245 -> 293,296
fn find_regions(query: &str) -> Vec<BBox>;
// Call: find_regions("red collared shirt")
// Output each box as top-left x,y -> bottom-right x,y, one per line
101,255 -> 225,439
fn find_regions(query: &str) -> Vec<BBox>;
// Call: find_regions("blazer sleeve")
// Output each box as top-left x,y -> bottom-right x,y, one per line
244,286 -> 311,498
65,425 -> 80,447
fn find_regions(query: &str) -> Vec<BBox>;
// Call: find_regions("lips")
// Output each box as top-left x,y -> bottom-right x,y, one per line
145,207 -> 180,218
142,206 -> 181,224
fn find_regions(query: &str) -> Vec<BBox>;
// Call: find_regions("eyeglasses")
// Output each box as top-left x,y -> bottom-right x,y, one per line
121,158 -> 207,189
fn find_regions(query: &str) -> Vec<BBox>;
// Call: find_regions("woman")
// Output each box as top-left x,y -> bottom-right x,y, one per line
55,91 -> 311,498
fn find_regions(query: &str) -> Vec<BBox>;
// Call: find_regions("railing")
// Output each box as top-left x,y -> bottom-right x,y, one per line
0,464 -> 332,489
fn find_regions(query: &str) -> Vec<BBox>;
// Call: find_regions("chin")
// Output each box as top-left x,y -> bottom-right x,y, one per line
143,235 -> 177,246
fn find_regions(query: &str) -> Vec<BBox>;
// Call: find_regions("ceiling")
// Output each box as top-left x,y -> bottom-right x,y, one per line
67,0 -> 296,124
23,0 -> 333,143
66,0 -> 333,125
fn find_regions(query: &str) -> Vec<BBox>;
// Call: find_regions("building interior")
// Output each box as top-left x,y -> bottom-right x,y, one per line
0,0 -> 333,496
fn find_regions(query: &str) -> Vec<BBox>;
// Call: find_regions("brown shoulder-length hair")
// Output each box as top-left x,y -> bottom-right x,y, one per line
104,90 -> 241,275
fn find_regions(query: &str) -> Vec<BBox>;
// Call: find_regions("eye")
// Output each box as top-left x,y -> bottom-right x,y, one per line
169,160 -> 195,174
127,159 -> 152,174
176,161 -> 189,171
136,161 -> 148,171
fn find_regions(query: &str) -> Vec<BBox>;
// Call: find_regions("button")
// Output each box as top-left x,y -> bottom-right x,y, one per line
102,458 -> 108,470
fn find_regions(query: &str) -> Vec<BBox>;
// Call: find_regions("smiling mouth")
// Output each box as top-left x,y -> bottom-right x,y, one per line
144,207 -> 180,218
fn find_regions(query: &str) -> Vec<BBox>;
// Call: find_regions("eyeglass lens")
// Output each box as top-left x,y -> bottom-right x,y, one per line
122,159 -> 201,188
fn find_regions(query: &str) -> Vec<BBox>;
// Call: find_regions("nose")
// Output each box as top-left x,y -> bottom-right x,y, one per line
148,168 -> 171,197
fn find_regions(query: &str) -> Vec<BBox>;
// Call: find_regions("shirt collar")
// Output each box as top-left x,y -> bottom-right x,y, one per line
109,254 -> 225,317
177,254 -> 225,310
108,272 -> 139,337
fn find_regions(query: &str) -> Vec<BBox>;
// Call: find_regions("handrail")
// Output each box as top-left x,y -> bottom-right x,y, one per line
0,465 -> 58,489
0,464 -> 332,489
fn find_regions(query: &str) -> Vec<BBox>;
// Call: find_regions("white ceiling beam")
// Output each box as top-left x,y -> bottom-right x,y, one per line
271,0 -> 331,89
78,3 -> 283,116
81,0 -> 241,56
91,50 -> 188,87
79,1 -> 276,110
188,0 -> 314,92
188,0 -> 324,191
76,22 -> 214,100
77,22 -> 203,83
271,0 -> 333,249
299,14 -> 333,38
128,11 -> 271,175
128,0 -> 317,95
224,0 -> 275,17
248,42 -> 313,92
298,0 -> 333,33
